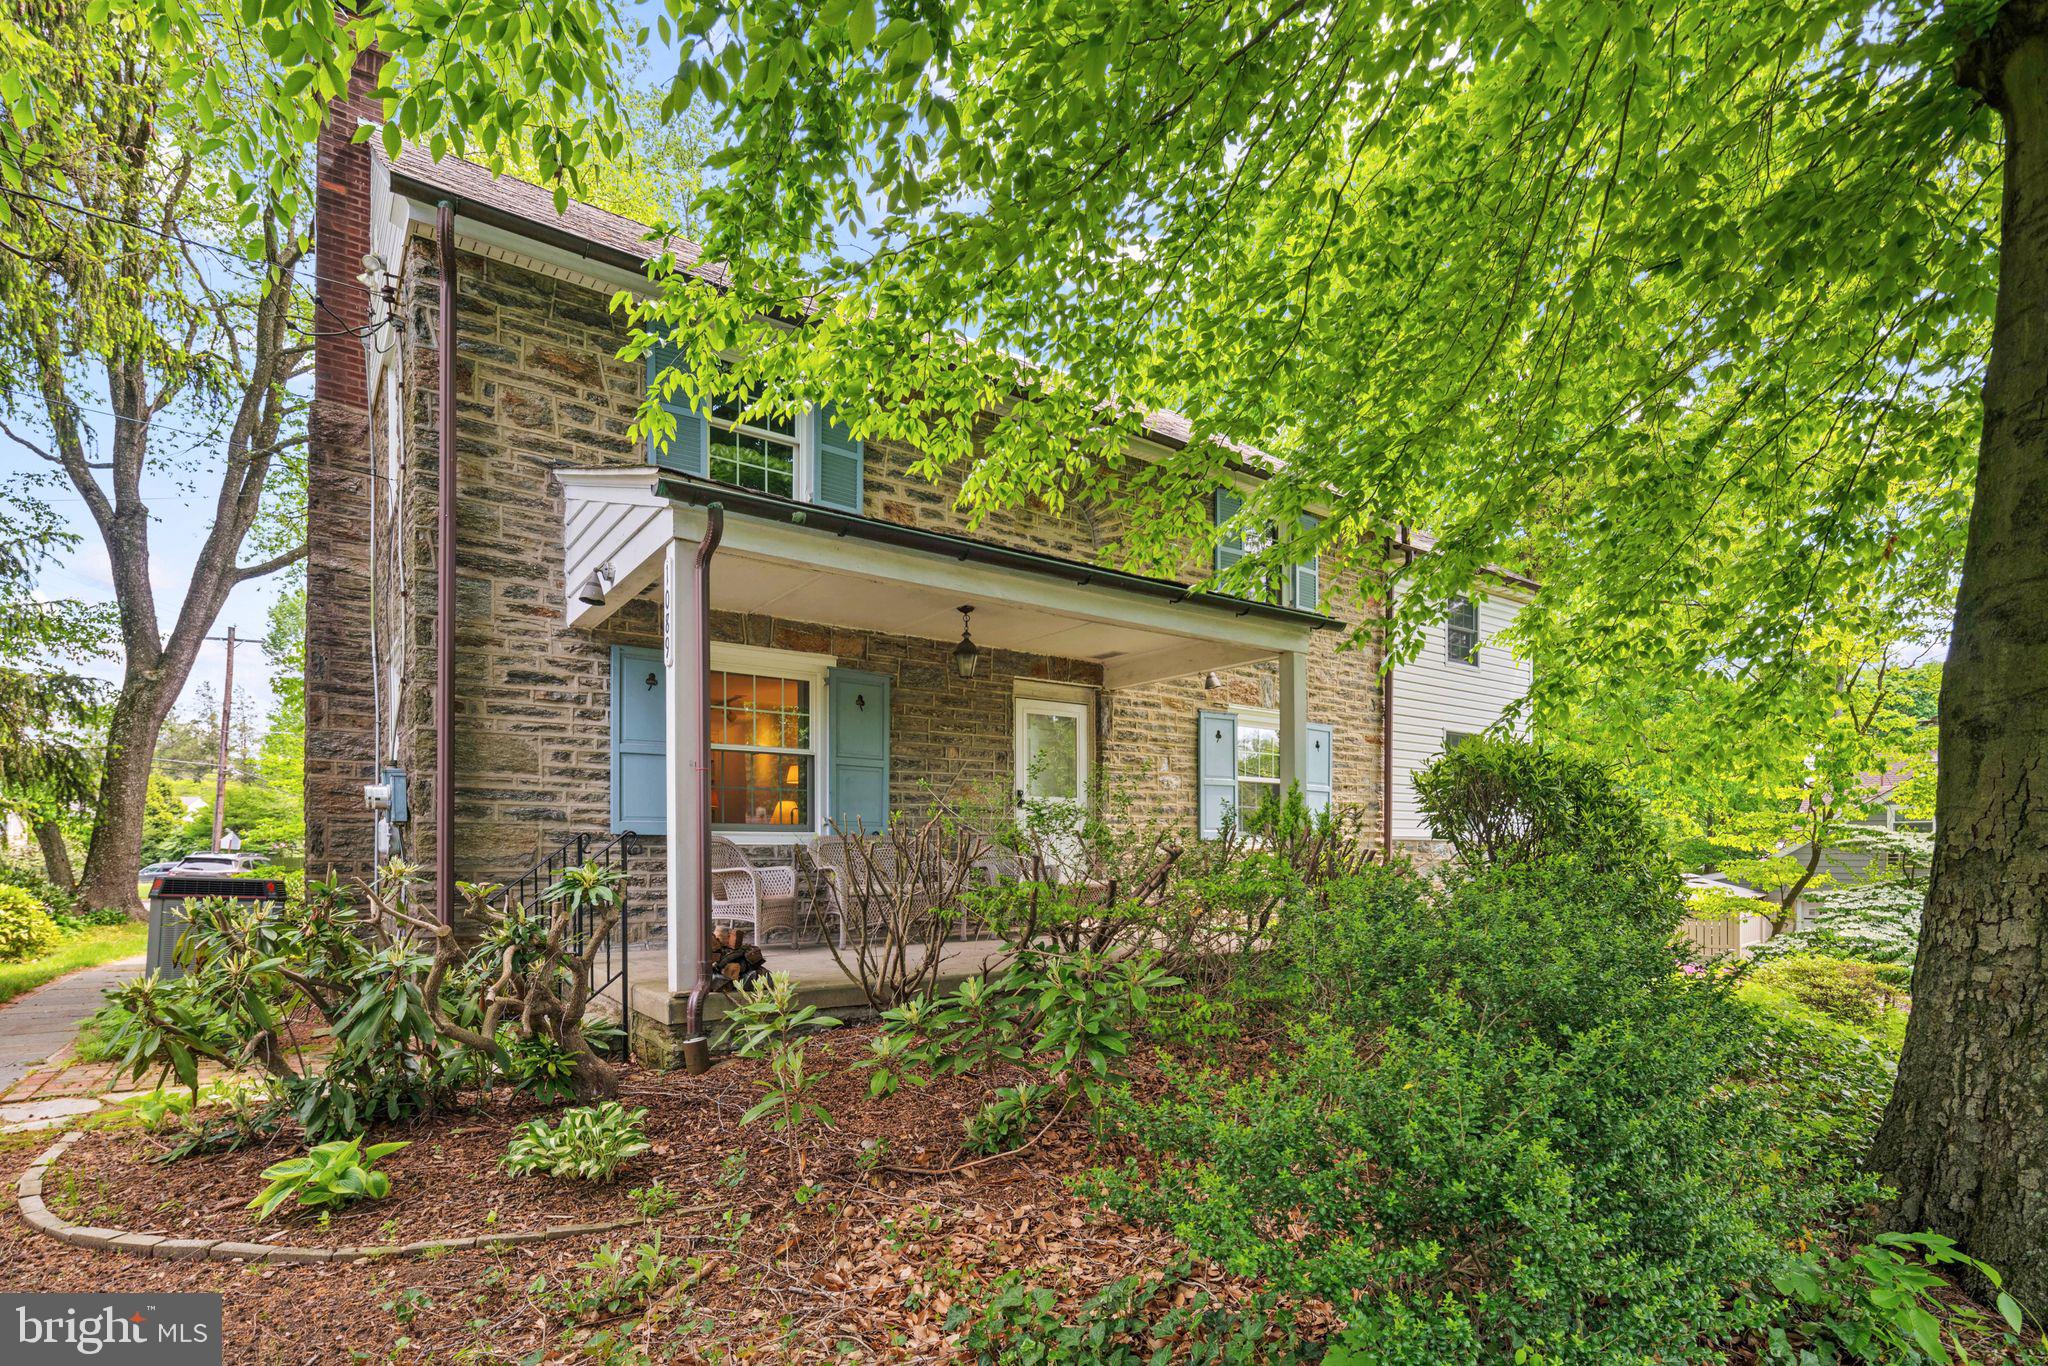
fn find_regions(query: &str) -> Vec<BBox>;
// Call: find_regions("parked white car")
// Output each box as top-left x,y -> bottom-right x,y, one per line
166,851 -> 265,875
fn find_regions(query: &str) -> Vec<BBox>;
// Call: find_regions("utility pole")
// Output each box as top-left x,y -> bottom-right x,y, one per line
211,626 -> 236,854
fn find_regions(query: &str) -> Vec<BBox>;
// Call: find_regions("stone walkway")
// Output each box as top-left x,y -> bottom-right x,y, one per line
0,954 -> 148,1131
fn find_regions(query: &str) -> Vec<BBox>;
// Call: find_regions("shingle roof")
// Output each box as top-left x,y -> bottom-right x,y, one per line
379,147 -> 1212,447
380,147 -> 1537,589
384,145 -> 727,284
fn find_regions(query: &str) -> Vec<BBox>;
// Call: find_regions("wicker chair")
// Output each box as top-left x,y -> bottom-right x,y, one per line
807,834 -> 1006,947
803,836 -> 877,949
711,836 -> 800,945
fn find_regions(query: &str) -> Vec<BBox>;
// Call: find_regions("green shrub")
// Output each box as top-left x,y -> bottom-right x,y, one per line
1096,987 -> 1788,1363
0,861 -> 75,914
1087,843 -> 1836,1362
951,1256 -> 1313,1363
0,884 -> 61,962
1749,953 -> 1895,1026
248,1136 -> 407,1220
1740,1004 -> 1896,1196
1274,856 -> 1686,1041
532,1234 -> 689,1318
1412,736 -> 1662,872
50,906 -> 132,933
503,1032 -> 580,1103
962,1082 -> 1049,1156
1771,1231 -> 2035,1363
503,1101 -> 650,1181
863,948 -> 1178,1107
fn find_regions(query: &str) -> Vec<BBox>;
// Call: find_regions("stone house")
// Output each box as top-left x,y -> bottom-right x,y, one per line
305,85 -> 1532,1036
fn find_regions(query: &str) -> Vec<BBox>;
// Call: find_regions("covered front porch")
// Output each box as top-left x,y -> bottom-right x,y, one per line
554,467 -> 1335,1024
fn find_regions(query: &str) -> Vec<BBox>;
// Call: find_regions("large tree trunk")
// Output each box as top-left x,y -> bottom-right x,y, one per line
33,820 -> 75,895
74,678 -> 175,920
1871,3 -> 2048,1309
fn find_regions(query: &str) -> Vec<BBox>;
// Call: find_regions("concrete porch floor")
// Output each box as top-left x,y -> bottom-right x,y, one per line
623,936 -> 1013,1055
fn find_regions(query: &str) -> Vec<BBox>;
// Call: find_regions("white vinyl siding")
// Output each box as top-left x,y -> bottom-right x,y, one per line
1389,588 -> 1534,841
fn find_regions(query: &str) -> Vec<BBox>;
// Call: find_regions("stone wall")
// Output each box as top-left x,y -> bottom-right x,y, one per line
344,244 -> 1391,917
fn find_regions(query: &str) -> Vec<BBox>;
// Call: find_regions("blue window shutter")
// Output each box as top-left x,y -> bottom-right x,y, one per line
1197,709 -> 1239,839
646,344 -> 707,476
1305,723 -> 1335,814
814,403 -> 864,512
611,646 -> 667,833
1212,489 -> 1245,577
827,668 -> 890,834
1292,515 -> 1321,610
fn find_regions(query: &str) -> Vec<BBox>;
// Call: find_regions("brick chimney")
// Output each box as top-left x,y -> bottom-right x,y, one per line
304,47 -> 386,884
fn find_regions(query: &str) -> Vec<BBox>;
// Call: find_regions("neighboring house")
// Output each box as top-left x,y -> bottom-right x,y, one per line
1773,767 -> 1935,928
302,63 -> 1532,1042
1384,536 -> 1537,846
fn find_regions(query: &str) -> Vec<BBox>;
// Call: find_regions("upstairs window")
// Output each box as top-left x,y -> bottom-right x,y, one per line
1214,489 -> 1319,609
1446,596 -> 1480,665
707,392 -> 799,498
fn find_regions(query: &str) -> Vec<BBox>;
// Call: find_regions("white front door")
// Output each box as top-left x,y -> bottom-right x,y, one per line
1013,697 -> 1090,816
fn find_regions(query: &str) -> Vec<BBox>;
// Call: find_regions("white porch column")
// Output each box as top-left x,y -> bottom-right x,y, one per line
1277,649 -> 1310,798
663,536 -> 707,995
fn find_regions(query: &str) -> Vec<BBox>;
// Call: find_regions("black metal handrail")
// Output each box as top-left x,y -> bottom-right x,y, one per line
506,830 -> 641,1058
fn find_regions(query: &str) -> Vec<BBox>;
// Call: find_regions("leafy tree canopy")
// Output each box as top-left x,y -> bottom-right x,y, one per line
10,4 -> 1993,706
0,493 -> 113,820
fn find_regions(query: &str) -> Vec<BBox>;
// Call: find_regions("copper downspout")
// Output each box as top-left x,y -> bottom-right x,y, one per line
434,202 -> 457,924
683,504 -> 726,1045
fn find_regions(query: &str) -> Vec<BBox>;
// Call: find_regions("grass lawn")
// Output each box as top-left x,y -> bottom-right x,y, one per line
0,923 -> 148,1007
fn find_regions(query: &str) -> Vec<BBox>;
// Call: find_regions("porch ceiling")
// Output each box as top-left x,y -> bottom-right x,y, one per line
554,467 -> 1335,690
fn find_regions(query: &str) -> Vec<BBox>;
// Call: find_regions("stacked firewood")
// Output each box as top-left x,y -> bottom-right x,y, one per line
708,927 -> 769,989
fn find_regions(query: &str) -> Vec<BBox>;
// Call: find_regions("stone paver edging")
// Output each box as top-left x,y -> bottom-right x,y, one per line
16,1131 -> 643,1264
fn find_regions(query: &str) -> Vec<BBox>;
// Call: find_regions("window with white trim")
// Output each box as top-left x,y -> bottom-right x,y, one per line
1446,596 -> 1480,665
1444,730 -> 1479,753
709,661 -> 820,831
707,391 -> 802,498
1234,718 -> 1282,816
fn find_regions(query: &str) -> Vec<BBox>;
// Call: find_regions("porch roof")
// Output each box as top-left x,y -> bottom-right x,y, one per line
555,467 -> 1337,690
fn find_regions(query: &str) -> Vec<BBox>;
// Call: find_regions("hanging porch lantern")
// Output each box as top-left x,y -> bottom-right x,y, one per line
951,605 -> 981,680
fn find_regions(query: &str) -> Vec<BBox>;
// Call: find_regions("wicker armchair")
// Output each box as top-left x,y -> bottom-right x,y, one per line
711,836 -> 800,945
806,833 -> 1007,947
802,836 -> 879,949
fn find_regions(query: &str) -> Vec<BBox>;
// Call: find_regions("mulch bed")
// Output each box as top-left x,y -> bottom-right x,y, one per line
1,1024 -> 1316,1363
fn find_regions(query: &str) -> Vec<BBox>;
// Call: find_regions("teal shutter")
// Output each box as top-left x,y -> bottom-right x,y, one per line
1212,489 -> 1245,577
1305,723 -> 1335,814
1292,515 -> 1321,610
827,667 -> 890,834
1197,709 -> 1239,839
814,403 -> 864,512
646,344 -> 707,476
611,646 -> 666,833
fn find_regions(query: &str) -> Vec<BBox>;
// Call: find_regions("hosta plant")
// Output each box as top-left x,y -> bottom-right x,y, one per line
248,1136 -> 407,1220
502,1101 -> 650,1181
